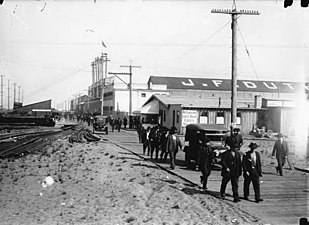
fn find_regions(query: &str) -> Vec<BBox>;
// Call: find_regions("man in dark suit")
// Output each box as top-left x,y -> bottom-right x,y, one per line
225,128 -> 243,151
199,136 -> 213,190
242,142 -> 263,203
272,133 -> 289,176
219,145 -> 242,202
166,127 -> 182,170
142,127 -> 151,155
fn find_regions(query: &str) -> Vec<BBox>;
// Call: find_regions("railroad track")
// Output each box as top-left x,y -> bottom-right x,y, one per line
0,129 -> 74,158
0,126 -> 100,158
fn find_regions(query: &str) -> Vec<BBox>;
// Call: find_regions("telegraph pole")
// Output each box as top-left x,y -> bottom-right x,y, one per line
18,85 -> 21,102
0,75 -> 4,111
109,64 -> 141,129
13,83 -> 16,103
7,79 -> 10,110
211,3 -> 259,132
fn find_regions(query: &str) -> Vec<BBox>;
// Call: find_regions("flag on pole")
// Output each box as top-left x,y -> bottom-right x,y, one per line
101,41 -> 107,48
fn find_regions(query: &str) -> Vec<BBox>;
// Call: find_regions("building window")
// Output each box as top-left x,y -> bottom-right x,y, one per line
216,111 -> 225,124
164,110 -> 166,122
236,111 -> 241,125
200,111 -> 208,123
141,93 -> 146,97
176,111 -> 180,123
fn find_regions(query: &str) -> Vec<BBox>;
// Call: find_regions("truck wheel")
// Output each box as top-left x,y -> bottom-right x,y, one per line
185,153 -> 191,168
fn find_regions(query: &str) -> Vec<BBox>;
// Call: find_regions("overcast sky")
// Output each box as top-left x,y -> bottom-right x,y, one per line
0,0 -> 308,109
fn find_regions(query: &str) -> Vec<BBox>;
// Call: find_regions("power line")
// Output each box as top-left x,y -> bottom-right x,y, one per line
211,4 -> 260,131
109,64 -> 141,128
237,21 -> 260,81
173,21 -> 231,60
157,20 -> 231,69
24,65 -> 90,98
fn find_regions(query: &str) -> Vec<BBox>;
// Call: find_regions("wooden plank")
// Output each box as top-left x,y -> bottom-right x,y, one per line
105,130 -> 309,225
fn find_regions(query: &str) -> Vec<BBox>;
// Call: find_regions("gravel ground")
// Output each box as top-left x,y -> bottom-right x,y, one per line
0,136 -> 268,225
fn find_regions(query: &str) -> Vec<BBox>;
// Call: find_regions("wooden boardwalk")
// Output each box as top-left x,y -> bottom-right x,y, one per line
103,129 -> 309,225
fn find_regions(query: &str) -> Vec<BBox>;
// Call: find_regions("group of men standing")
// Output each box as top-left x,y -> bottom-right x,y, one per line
141,126 -> 182,170
139,125 -> 289,204
219,128 -> 289,203
108,116 -> 128,132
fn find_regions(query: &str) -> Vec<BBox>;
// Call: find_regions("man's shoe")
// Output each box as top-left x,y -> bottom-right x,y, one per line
219,194 -> 226,198
244,196 -> 249,200
202,183 -> 207,190
233,198 -> 241,203
255,199 -> 263,203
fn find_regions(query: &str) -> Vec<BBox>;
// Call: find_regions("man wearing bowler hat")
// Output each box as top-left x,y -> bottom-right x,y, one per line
220,143 -> 242,202
242,142 -> 263,203
272,133 -> 289,176
166,126 -> 182,170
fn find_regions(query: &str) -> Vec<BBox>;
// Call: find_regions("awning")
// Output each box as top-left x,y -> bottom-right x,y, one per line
140,100 -> 159,114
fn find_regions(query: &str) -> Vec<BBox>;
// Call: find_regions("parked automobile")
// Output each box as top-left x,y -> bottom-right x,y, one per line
93,115 -> 109,135
184,123 -> 229,170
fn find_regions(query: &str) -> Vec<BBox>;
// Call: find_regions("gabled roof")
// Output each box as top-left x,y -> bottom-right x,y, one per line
143,94 -> 263,110
148,76 -> 308,93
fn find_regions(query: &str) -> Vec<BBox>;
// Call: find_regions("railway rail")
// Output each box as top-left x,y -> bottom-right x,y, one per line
0,130 -> 66,158
0,126 -> 101,158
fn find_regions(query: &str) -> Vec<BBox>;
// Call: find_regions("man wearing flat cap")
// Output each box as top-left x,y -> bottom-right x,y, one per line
225,128 -> 243,151
272,133 -> 289,176
242,142 -> 263,203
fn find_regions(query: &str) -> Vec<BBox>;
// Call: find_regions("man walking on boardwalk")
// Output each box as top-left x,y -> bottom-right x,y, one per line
142,127 -> 151,156
272,133 -> 289,176
199,135 -> 213,190
225,128 -> 243,151
242,142 -> 263,203
166,127 -> 182,170
220,144 -> 242,202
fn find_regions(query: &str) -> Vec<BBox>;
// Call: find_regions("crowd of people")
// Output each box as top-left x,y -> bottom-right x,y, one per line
138,125 -> 289,204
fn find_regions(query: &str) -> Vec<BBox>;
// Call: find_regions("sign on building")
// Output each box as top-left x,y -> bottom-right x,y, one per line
182,110 -> 198,127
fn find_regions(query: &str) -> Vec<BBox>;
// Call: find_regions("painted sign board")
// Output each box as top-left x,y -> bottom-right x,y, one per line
149,76 -> 309,93
182,110 -> 198,127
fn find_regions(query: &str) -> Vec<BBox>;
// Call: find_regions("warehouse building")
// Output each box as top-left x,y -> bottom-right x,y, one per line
74,74 -> 307,135
140,77 -> 307,135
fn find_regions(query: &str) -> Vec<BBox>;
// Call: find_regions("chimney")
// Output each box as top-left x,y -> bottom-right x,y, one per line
254,95 -> 262,108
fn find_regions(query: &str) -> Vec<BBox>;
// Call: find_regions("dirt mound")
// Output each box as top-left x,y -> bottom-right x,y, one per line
0,138 -> 262,225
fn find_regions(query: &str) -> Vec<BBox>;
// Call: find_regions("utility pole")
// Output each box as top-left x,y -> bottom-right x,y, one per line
22,89 -> 24,103
7,79 -> 10,110
18,85 -> 21,102
13,83 -> 16,103
109,64 -> 141,129
87,87 -> 91,113
211,3 -> 259,132
0,75 -> 4,111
